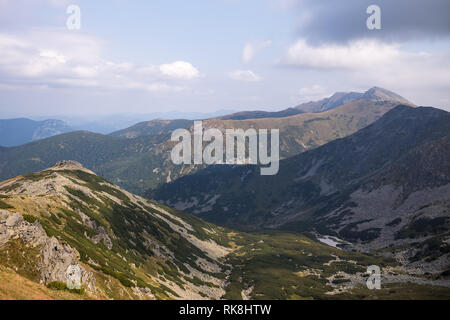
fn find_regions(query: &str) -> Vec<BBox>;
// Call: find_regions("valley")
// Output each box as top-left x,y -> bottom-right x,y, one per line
151,105 -> 450,279
0,88 -> 448,300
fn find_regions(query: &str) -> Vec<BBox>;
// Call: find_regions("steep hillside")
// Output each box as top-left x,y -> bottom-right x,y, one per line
151,106 -> 450,273
293,92 -> 363,113
110,119 -> 193,139
0,160 -> 233,299
202,97 -> 403,159
0,130 -> 177,195
0,118 -> 72,147
1,161 -> 448,299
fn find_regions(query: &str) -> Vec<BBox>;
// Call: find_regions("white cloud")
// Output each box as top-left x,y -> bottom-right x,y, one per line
159,61 -> 200,80
284,39 -> 400,70
242,40 -> 272,63
242,44 -> 254,64
227,70 -> 262,82
281,38 -> 450,107
297,85 -> 330,101
0,31 -> 201,93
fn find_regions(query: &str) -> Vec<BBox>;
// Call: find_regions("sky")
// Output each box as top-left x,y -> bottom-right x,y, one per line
0,0 -> 449,118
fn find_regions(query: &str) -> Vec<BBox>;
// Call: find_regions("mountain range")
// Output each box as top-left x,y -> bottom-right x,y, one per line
150,105 -> 450,274
0,87 -> 413,195
1,87 -> 449,299
0,118 -> 72,147
217,87 -> 412,120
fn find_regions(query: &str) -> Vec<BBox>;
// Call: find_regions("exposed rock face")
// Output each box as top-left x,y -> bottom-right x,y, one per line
0,210 -> 96,291
50,160 -> 96,175
77,209 -> 113,249
131,286 -> 155,300
90,226 -> 113,250
40,236 -> 96,291
0,211 -> 47,247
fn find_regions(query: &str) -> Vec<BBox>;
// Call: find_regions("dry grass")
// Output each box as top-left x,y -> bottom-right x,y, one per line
0,265 -> 85,300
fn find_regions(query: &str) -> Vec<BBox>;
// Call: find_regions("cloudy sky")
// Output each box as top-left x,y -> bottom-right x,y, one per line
0,0 -> 449,117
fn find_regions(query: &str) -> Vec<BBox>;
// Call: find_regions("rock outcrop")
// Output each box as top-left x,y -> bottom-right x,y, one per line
0,210 -> 96,291
49,160 -> 96,175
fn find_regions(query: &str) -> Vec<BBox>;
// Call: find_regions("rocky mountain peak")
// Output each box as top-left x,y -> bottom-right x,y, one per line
362,87 -> 413,105
49,160 -> 94,174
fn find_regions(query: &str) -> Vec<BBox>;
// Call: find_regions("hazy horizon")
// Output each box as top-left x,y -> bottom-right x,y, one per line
1,86 -> 449,120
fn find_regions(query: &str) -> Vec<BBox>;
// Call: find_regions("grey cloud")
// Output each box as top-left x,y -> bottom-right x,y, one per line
293,0 -> 450,44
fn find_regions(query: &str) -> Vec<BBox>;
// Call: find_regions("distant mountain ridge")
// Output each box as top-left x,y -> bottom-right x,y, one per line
32,109 -> 236,135
0,118 -> 72,147
218,87 -> 413,120
111,119 -> 193,139
0,89 -> 405,195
